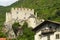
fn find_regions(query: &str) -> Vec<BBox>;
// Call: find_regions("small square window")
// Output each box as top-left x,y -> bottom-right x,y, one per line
17,12 -> 18,14
16,17 -> 18,20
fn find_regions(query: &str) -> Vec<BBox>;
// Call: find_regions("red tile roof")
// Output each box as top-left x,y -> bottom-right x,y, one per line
0,38 -> 6,40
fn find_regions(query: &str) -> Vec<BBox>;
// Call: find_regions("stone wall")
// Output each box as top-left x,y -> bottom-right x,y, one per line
5,8 -> 37,28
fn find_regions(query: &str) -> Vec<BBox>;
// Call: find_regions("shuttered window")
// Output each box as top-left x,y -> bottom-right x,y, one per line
56,34 -> 60,39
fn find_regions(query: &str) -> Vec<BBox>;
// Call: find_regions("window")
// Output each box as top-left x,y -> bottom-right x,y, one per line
17,12 -> 18,14
56,34 -> 60,39
24,17 -> 26,19
34,21 -> 35,23
39,35 -> 42,39
47,35 -> 50,40
16,17 -> 18,20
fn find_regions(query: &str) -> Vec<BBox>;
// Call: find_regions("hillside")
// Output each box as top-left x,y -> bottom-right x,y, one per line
0,0 -> 60,40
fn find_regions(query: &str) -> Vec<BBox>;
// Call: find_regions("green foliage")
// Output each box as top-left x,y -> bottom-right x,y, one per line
12,22 -> 21,27
0,0 -> 60,40
17,22 -> 35,40
55,10 -> 60,16
12,22 -> 21,36
0,32 -> 7,38
12,22 -> 35,40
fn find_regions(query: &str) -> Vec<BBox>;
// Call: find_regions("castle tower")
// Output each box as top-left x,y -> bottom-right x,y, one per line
6,12 -> 12,23
27,14 -> 36,28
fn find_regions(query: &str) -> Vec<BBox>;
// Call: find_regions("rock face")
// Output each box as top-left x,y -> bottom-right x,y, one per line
8,29 -> 16,39
4,8 -> 38,39
4,22 -> 23,39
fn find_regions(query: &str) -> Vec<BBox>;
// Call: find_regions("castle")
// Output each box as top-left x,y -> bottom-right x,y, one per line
5,8 -> 38,28
4,8 -> 39,39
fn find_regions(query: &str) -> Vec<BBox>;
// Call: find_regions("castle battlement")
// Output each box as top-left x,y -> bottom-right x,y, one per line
11,8 -> 34,12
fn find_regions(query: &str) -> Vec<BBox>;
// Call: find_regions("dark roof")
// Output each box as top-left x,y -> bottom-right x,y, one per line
32,20 -> 60,32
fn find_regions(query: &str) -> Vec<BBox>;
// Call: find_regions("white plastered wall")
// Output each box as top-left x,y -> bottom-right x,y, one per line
35,31 -> 60,40
35,31 -> 41,40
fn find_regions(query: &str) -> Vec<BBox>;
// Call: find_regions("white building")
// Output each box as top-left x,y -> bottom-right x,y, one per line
33,20 -> 60,40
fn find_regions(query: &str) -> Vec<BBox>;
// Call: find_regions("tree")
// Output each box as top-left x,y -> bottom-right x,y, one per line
17,22 -> 35,40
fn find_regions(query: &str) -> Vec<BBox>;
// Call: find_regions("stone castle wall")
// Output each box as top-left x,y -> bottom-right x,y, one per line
5,8 -> 37,28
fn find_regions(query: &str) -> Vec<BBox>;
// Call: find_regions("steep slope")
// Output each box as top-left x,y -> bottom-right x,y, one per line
0,0 -> 60,39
